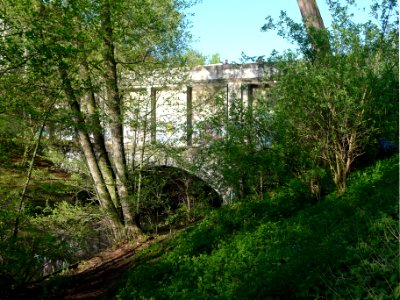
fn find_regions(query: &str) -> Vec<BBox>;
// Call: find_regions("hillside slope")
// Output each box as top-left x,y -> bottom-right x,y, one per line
115,155 -> 399,299
9,156 -> 398,299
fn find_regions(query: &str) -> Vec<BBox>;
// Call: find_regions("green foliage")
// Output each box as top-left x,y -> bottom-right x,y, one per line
0,148 -> 106,295
131,167 -> 220,233
0,217 -> 66,295
208,53 -> 221,64
32,201 -> 106,255
181,51 -> 221,67
0,0 -> 196,236
265,0 -> 398,193
116,155 -> 399,299
182,49 -> 207,66
0,201 -> 105,296
198,92 -> 286,200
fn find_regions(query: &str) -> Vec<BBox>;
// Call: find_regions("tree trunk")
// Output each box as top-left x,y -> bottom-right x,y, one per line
101,1 -> 139,236
297,0 -> 330,55
81,63 -> 120,210
13,120 -> 46,238
297,0 -> 325,30
58,65 -> 124,235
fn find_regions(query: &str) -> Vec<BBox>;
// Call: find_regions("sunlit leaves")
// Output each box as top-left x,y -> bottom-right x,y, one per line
267,1 -> 398,193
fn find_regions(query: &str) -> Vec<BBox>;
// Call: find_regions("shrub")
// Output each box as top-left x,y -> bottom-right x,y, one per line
116,156 -> 399,299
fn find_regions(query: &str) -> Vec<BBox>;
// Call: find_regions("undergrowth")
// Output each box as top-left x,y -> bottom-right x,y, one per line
116,155 -> 399,299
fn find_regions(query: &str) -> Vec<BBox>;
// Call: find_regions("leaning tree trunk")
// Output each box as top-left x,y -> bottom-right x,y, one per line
297,0 -> 325,30
81,62 -> 120,210
59,64 -> 124,236
297,0 -> 330,56
101,1 -> 139,237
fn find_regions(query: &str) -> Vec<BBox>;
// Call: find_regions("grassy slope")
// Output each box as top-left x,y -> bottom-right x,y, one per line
0,152 -> 100,298
116,155 -> 399,299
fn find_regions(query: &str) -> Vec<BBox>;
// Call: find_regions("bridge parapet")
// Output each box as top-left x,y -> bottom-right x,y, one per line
189,63 -> 269,82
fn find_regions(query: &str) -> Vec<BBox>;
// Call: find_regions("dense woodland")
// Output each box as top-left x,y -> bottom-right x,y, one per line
0,0 -> 398,299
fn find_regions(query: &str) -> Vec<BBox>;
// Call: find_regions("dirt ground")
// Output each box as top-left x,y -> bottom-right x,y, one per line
14,237 -> 159,300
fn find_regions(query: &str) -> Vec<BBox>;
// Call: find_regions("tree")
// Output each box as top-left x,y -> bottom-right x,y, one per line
208,53 -> 221,64
183,49 -> 207,66
0,0 -> 191,238
296,0 -> 330,56
297,0 -> 325,31
267,0 -> 398,194
193,85 -> 280,200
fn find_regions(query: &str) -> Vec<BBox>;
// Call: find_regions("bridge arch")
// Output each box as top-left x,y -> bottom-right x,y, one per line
136,150 -> 234,205
133,164 -> 224,233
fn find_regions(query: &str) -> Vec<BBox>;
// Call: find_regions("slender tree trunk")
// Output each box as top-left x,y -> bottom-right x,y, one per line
13,96 -> 58,238
100,1 -> 139,236
183,175 -> 192,223
59,65 -> 123,235
13,121 -> 46,238
259,173 -> 263,201
81,63 -> 120,210
136,171 -> 142,215
19,110 -> 34,167
74,117 -> 124,234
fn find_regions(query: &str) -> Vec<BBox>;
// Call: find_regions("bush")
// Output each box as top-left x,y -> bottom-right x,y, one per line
116,155 -> 399,299
0,202 -> 108,298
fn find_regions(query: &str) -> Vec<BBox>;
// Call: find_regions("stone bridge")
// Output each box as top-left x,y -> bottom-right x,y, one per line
122,63 -> 274,202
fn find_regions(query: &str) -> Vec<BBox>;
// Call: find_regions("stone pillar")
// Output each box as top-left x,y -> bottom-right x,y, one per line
225,84 -> 229,122
186,86 -> 193,146
150,87 -> 156,143
247,84 -> 255,122
247,84 -> 254,108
